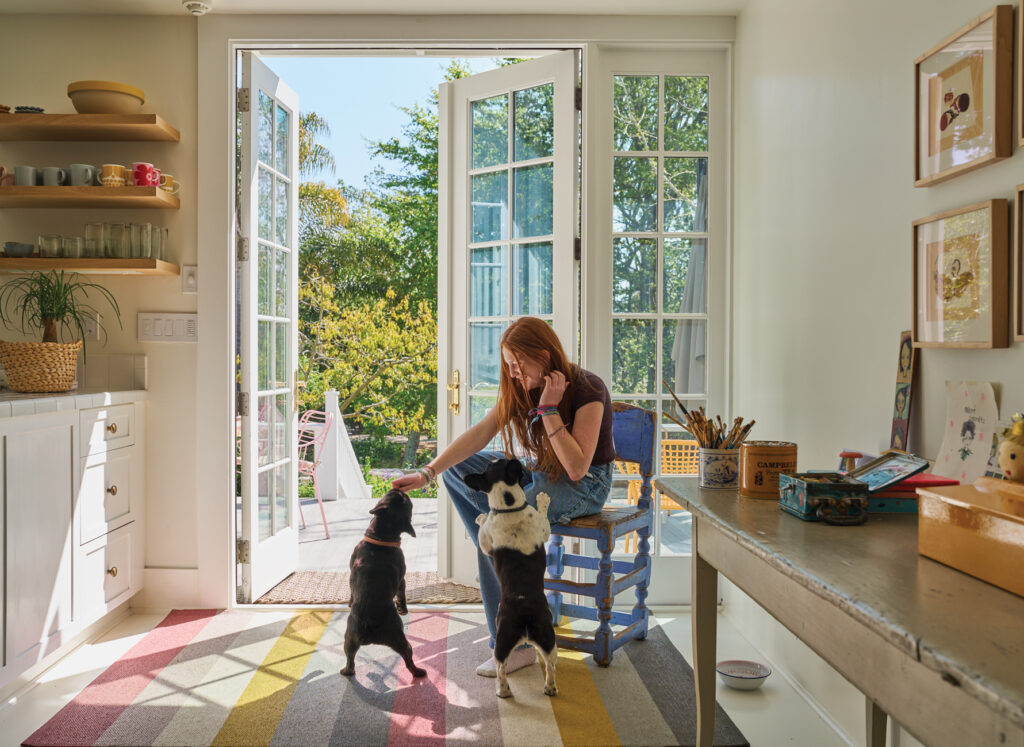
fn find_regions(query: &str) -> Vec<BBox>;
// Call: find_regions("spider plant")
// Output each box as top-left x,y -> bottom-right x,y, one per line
0,270 -> 122,344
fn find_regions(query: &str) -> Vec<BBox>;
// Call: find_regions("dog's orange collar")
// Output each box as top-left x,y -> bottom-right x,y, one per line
363,534 -> 401,548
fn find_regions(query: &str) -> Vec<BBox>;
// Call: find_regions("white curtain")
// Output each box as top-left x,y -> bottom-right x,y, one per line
670,159 -> 707,395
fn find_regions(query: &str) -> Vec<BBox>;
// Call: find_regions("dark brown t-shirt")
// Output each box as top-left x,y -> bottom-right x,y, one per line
569,368 -> 615,466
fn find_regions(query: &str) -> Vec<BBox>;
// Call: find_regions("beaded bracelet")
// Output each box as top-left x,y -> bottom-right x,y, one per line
547,423 -> 568,439
416,464 -> 437,484
528,405 -> 559,425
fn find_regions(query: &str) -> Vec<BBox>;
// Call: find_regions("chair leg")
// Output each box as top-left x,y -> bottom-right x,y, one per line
298,483 -> 307,529
546,534 -> 564,624
594,529 -> 614,667
631,515 -> 652,641
313,471 -> 330,539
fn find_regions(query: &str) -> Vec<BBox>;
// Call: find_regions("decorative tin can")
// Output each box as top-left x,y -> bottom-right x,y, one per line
777,472 -> 868,525
739,440 -> 797,499
699,448 -> 739,489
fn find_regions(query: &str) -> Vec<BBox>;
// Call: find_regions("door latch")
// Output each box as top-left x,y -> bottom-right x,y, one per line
447,369 -> 461,415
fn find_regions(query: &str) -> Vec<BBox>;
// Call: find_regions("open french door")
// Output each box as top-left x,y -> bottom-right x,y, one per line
438,51 -> 579,584
237,51 -> 301,602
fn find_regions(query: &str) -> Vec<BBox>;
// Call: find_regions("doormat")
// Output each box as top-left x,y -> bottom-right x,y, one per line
256,570 -> 482,604
23,609 -> 749,747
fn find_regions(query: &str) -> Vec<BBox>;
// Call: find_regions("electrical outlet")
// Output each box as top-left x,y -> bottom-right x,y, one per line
83,312 -> 100,341
182,265 -> 198,294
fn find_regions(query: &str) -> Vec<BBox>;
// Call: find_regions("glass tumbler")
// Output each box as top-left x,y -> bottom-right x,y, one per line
107,223 -> 128,258
84,223 -> 104,257
61,236 -> 83,258
38,234 -> 61,257
137,223 -> 153,258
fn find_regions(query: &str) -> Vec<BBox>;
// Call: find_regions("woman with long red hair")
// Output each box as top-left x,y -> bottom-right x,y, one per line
393,316 -> 614,676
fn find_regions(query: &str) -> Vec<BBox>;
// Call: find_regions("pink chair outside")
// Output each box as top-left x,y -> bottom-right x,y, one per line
297,409 -> 333,539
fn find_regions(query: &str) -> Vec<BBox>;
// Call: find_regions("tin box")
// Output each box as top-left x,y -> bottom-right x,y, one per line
778,472 -> 868,525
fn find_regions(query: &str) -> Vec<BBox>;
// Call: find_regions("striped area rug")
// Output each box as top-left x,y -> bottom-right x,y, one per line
23,609 -> 748,747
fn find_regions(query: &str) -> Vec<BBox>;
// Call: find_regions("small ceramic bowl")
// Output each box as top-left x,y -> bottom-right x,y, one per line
716,659 -> 771,690
3,242 -> 34,257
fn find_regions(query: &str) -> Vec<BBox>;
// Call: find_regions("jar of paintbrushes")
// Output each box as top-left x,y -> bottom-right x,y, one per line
680,408 -> 755,489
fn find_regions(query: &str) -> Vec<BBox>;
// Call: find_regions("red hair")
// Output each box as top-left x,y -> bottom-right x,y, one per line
494,317 -> 590,480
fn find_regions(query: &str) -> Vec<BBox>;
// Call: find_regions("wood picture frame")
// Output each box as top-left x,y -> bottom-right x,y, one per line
1015,184 -> 1024,340
914,5 -> 1013,187
912,199 -> 1008,349
890,330 -> 916,451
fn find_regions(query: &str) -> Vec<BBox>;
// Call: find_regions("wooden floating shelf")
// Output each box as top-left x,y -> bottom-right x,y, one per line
0,258 -> 180,276
0,113 -> 180,142
0,186 -> 179,209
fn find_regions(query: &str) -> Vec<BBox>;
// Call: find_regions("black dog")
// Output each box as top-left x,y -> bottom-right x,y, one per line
466,458 -> 557,698
340,489 -> 426,679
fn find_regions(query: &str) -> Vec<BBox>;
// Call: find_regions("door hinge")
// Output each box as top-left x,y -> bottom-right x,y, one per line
236,539 -> 250,563
574,237 -> 581,261
575,86 -> 582,111
236,391 -> 249,417
236,87 -> 250,113
237,236 -> 249,262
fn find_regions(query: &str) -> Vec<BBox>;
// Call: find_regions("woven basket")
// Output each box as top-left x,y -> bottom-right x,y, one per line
0,339 -> 82,393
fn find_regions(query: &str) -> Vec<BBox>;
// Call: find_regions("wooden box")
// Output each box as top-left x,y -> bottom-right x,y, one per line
778,472 -> 868,525
918,481 -> 1024,598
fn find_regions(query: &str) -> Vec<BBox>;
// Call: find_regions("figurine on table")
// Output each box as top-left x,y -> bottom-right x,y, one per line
997,413 -> 1024,483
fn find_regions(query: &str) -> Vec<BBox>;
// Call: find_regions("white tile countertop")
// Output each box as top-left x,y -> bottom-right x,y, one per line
0,388 -> 147,417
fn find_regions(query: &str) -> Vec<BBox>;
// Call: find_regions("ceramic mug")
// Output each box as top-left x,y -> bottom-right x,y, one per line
131,162 -> 159,187
41,167 -> 67,187
69,163 -> 98,187
0,166 -> 14,186
99,164 -> 127,187
15,165 -> 39,186
159,173 -> 182,195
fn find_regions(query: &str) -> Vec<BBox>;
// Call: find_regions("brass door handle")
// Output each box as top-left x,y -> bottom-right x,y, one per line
107,566 -> 118,577
107,485 -> 118,496
107,422 -> 118,434
447,369 -> 461,415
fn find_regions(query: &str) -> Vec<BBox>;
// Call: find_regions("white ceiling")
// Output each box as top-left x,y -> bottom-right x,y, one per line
0,0 -> 745,15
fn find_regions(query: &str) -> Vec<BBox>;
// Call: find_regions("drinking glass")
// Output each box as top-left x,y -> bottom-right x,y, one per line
84,223 -> 104,257
61,236 -> 83,258
107,223 -> 128,258
38,234 -> 61,257
137,223 -> 153,258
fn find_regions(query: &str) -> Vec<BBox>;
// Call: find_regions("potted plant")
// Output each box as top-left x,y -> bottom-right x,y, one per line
0,270 -> 122,392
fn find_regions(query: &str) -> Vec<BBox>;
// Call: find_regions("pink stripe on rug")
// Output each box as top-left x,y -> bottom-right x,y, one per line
387,611 -> 449,745
23,610 -> 218,747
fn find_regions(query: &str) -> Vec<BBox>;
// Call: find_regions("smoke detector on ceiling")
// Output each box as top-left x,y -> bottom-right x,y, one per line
182,0 -> 212,15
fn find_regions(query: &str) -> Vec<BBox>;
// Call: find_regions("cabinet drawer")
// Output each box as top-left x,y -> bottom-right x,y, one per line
80,404 -> 134,456
80,523 -> 133,616
80,449 -> 134,545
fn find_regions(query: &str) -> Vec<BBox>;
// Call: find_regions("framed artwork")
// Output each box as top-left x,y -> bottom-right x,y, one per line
912,199 -> 1008,349
848,451 -> 929,492
890,330 -> 916,450
914,5 -> 1012,187
1015,184 -> 1024,341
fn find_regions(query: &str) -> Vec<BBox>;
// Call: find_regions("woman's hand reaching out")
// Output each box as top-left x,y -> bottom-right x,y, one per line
539,369 -> 567,407
392,471 -> 428,492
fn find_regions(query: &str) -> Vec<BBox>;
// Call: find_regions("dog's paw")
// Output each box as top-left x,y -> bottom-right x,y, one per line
339,666 -> 355,677
496,683 -> 513,698
536,492 -> 551,516
396,604 -> 409,616
475,513 -> 488,527
544,684 -> 558,697
411,666 -> 427,678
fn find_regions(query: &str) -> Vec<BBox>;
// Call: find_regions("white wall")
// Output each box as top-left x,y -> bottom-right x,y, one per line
0,15 -> 200,607
731,1 -> 1021,744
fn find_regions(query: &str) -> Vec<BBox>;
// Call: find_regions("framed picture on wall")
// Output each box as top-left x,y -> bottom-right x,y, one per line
912,199 -> 1008,348
914,5 -> 1012,187
1014,184 -> 1024,340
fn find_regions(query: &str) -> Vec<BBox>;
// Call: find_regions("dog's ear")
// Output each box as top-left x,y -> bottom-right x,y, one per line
506,458 -> 525,487
369,496 -> 389,515
402,517 -> 417,537
463,472 -> 488,493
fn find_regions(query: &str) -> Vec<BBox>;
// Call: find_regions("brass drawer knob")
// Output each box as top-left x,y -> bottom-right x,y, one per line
107,423 -> 118,434
107,485 -> 118,496
107,566 -> 118,577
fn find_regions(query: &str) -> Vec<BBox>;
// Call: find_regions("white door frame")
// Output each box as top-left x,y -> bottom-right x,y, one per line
196,23 -> 734,609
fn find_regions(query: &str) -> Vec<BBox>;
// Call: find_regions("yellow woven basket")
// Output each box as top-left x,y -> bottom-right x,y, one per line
0,340 -> 82,393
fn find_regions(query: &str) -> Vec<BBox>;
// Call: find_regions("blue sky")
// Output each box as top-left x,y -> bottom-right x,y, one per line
263,56 -> 499,188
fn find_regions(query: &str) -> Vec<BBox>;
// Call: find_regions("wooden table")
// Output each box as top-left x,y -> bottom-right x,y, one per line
656,477 -> 1024,747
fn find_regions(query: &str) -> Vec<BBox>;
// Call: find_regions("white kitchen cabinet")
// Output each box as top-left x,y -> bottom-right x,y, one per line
2,410 -> 76,675
0,392 -> 145,694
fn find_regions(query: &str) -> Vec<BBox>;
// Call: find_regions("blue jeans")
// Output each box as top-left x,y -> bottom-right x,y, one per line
442,450 -> 612,647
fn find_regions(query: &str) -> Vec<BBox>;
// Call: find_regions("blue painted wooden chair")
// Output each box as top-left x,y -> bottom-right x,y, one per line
544,402 -> 656,666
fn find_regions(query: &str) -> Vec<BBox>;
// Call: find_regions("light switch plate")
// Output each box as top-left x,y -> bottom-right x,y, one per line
182,265 -> 198,294
83,311 -> 100,341
137,312 -> 198,342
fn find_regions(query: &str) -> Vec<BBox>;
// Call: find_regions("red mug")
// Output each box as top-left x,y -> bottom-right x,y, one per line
131,162 -> 159,187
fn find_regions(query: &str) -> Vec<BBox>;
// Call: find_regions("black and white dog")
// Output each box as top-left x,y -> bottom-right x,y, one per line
465,458 -> 557,699
340,489 -> 426,679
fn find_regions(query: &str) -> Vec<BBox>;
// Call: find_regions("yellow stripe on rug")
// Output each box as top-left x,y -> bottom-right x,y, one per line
549,622 -> 620,747
212,610 -> 332,746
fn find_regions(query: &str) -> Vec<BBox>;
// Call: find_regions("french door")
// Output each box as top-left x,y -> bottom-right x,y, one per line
237,51 -> 301,602
438,50 -> 579,584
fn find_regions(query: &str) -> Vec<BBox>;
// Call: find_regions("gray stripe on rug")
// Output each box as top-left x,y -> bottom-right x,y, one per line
629,624 -> 749,747
329,617 -> 401,747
